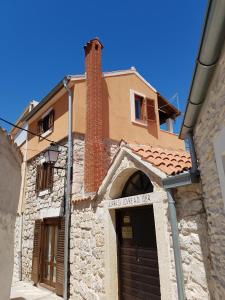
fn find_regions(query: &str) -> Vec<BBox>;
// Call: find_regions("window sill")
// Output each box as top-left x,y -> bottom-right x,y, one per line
38,189 -> 49,197
40,128 -> 53,139
132,119 -> 147,127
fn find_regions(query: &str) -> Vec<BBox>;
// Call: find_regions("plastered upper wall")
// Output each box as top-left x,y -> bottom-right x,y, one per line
27,73 -> 184,160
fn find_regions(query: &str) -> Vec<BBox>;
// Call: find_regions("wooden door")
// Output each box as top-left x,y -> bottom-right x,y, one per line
116,206 -> 161,300
41,218 -> 58,288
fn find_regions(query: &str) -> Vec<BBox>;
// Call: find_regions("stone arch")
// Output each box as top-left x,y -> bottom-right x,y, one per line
109,167 -> 154,199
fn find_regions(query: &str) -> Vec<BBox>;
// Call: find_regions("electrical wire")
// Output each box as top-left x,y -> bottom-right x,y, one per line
0,117 -> 68,149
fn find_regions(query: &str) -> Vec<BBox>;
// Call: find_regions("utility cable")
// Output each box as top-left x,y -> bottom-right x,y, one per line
0,117 -> 68,149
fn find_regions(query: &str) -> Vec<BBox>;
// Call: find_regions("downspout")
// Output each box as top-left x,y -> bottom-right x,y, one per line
166,189 -> 186,300
186,132 -> 198,175
63,78 -> 73,300
162,141 -> 200,300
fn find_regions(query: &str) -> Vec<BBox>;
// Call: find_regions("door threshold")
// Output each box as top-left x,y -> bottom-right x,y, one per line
38,282 -> 56,293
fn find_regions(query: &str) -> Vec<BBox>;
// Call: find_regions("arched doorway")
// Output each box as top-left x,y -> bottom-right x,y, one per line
116,171 -> 161,299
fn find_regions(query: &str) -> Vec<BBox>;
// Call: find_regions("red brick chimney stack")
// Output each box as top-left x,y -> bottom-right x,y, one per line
84,38 -> 107,192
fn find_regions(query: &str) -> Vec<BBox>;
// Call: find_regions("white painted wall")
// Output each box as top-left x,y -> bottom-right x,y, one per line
0,128 -> 22,300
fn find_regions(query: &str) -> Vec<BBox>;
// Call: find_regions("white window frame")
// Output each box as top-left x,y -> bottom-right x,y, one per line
213,126 -> 225,208
130,89 -> 147,126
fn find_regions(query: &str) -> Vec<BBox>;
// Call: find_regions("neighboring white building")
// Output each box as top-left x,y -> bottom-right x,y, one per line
10,100 -> 38,283
0,127 -> 22,300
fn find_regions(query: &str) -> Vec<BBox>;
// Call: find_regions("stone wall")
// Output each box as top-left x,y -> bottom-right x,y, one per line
194,41 -> 225,299
173,184 -> 210,300
21,144 -> 67,281
70,198 -> 105,300
19,134 -> 119,286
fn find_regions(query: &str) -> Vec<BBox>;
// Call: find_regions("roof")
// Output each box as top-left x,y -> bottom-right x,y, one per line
10,100 -> 39,137
23,67 -> 180,122
128,144 -> 191,175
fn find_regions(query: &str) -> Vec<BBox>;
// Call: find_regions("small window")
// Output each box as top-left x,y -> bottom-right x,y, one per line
36,162 -> 53,193
135,95 -> 146,121
38,110 -> 54,135
130,90 -> 156,126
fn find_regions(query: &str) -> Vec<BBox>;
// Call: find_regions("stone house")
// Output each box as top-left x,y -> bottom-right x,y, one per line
12,37 -> 210,300
10,100 -> 39,283
180,1 -> 225,299
0,127 -> 22,299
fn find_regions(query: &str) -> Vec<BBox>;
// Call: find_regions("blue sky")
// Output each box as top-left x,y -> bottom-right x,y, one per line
0,0 -> 207,133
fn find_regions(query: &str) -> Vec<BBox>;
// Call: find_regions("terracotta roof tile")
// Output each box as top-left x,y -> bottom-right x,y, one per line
128,144 -> 191,175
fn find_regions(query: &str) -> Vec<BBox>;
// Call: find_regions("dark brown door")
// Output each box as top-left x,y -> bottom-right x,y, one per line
41,218 -> 58,289
116,206 -> 161,300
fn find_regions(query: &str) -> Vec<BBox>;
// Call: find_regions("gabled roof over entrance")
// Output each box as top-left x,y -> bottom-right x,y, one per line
128,144 -> 191,175
95,144 -> 191,199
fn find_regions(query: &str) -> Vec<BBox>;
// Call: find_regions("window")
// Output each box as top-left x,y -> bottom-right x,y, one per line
36,162 -> 54,193
135,95 -> 146,121
38,110 -> 54,136
130,90 -> 156,126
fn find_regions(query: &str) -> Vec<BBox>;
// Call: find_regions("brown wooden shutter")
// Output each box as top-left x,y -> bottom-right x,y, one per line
31,219 -> 43,284
37,120 -> 43,135
35,165 -> 41,193
48,110 -> 55,129
141,98 -> 147,121
146,98 -> 156,122
47,163 -> 54,191
56,218 -> 65,296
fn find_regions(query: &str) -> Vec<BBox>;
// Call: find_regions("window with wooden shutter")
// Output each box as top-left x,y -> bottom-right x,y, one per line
37,109 -> 55,136
32,219 -> 43,284
56,218 -> 65,296
36,163 -> 54,193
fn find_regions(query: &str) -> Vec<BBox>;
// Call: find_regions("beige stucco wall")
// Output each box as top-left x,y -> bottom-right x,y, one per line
193,40 -> 225,299
26,73 -> 184,160
0,129 -> 22,300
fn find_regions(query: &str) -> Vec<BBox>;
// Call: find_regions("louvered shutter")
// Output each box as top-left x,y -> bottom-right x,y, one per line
37,120 -> 43,135
31,220 -> 43,284
47,163 -> 54,191
146,98 -> 158,137
141,98 -> 147,121
146,98 -> 156,122
56,218 -> 65,296
48,110 -> 55,129
35,165 -> 41,193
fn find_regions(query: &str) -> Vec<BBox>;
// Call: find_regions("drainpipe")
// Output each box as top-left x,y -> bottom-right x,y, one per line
166,189 -> 186,300
63,78 -> 73,300
186,132 -> 198,175
162,133 -> 200,300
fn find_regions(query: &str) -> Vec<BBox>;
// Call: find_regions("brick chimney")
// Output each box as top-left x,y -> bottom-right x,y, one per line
84,38 -> 108,192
